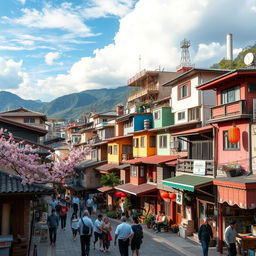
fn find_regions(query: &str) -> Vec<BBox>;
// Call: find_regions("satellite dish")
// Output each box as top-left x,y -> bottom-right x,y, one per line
244,52 -> 254,66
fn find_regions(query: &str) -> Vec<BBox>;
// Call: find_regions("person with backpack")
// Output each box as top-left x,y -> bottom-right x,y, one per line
79,210 -> 94,256
131,216 -> 143,256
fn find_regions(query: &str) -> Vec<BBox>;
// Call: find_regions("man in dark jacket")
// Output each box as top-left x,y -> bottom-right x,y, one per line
47,209 -> 59,246
198,217 -> 213,256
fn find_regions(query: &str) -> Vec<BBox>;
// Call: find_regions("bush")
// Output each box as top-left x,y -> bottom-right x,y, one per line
106,210 -> 117,219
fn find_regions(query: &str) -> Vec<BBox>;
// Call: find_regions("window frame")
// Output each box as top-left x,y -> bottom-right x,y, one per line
154,110 -> 161,120
113,145 -> 118,155
177,111 -> 185,121
24,117 -> 35,124
139,166 -> 145,177
131,166 -> 137,177
140,136 -> 145,148
221,85 -> 240,104
150,136 -> 156,147
178,81 -> 191,100
223,131 -> 240,151
159,135 -> 167,149
133,138 -> 139,148
108,145 -> 112,154
188,107 -> 200,122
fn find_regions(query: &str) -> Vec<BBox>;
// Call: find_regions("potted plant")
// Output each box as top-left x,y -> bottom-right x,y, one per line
221,163 -> 242,177
143,212 -> 154,228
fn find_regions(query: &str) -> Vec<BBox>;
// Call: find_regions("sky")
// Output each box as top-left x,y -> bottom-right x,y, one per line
0,0 -> 256,102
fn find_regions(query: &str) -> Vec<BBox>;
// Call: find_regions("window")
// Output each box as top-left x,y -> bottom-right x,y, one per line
124,118 -> 133,128
24,117 -> 35,123
140,166 -> 145,177
177,111 -> 185,121
154,110 -> 160,120
175,137 -> 187,151
91,150 -> 97,159
223,131 -> 240,150
178,83 -> 190,99
131,166 -> 137,176
221,85 -> 240,104
150,136 -> 156,147
248,82 -> 256,93
108,146 -> 112,154
159,135 -> 167,148
140,136 -> 145,148
122,145 -> 132,154
133,138 -> 139,148
102,119 -> 107,122
188,107 -> 200,121
113,145 -> 118,155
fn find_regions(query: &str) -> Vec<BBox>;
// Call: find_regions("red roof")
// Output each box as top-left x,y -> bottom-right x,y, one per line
95,163 -> 119,172
106,135 -> 133,142
115,183 -> 157,196
172,126 -> 212,136
97,186 -> 114,193
123,155 -> 181,165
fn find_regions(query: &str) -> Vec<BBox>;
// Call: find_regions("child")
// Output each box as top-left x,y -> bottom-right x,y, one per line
70,213 -> 79,240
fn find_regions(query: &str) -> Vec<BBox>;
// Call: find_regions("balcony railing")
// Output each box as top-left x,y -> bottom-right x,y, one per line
210,100 -> 247,120
122,153 -> 133,161
177,159 -> 214,176
128,85 -> 159,102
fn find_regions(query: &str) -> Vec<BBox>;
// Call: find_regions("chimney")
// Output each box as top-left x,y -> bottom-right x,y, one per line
226,33 -> 233,61
116,105 -> 124,116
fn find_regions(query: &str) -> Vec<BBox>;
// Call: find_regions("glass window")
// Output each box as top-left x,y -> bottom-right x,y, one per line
108,146 -> 112,154
178,84 -> 189,99
154,110 -> 160,120
223,131 -> 240,150
221,85 -> 240,104
24,117 -> 35,123
140,136 -> 145,148
150,136 -> 156,147
159,135 -> 167,148
131,166 -> 137,176
177,111 -> 185,121
140,166 -> 145,177
175,137 -> 187,151
133,138 -> 139,148
122,145 -> 132,154
188,107 -> 200,121
113,145 -> 118,155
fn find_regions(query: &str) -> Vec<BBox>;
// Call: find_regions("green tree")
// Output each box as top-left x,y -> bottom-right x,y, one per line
100,173 -> 121,187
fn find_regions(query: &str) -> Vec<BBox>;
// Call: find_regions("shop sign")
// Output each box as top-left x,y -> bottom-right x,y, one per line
193,160 -> 206,175
176,192 -> 183,205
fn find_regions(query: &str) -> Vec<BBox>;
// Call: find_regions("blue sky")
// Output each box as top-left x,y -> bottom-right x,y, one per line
0,0 -> 256,101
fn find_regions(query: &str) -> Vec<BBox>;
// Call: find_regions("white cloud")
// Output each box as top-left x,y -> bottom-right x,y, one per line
83,0 -> 136,18
17,0 -> 26,4
0,58 -> 26,89
13,3 -> 92,35
45,52 -> 60,65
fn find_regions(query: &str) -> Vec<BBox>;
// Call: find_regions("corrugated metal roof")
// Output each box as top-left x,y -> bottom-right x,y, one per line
115,183 -> 157,196
0,170 -> 53,194
95,163 -> 119,172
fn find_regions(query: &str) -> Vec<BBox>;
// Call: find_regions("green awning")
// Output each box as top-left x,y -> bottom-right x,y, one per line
162,175 -> 213,192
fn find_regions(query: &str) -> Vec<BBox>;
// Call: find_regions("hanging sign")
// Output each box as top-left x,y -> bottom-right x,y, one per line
193,160 -> 206,175
176,192 -> 183,205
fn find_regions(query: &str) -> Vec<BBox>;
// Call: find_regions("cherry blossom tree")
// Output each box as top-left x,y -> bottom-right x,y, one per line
0,129 -> 90,184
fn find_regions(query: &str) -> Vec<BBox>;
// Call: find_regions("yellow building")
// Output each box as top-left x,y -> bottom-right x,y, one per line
132,131 -> 156,158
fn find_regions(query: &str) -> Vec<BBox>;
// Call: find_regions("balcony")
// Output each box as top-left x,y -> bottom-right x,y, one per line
210,100 -> 250,122
128,85 -> 159,102
177,159 -> 215,176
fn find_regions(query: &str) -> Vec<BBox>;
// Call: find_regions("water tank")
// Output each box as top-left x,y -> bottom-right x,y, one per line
144,119 -> 150,130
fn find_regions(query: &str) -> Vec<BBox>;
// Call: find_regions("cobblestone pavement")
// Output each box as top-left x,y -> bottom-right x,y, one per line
37,212 -> 189,256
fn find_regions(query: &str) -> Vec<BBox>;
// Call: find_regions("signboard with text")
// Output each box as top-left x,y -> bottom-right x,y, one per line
193,160 -> 206,175
176,192 -> 183,205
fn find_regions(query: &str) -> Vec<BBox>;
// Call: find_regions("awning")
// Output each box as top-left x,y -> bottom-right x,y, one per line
116,164 -> 130,170
97,186 -> 115,193
214,175 -> 256,209
95,163 -> 119,173
106,135 -> 133,142
162,174 -> 213,192
172,126 -> 212,137
123,155 -> 181,165
115,183 -> 157,196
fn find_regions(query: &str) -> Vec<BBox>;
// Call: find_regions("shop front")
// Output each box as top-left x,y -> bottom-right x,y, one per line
214,176 -> 256,254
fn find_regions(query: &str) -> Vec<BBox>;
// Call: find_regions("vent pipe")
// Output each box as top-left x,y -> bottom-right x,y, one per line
226,33 -> 233,61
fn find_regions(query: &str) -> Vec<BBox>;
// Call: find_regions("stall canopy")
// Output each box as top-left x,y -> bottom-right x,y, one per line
162,174 -> 213,192
214,176 -> 256,209
123,155 -> 181,165
115,183 -> 157,196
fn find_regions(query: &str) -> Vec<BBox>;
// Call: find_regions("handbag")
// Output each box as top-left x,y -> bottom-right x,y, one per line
108,232 -> 112,241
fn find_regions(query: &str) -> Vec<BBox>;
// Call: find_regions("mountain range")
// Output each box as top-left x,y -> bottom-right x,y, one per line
0,86 -> 132,120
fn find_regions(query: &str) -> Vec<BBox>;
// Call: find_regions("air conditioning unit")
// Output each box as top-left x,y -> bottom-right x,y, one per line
170,141 -> 180,150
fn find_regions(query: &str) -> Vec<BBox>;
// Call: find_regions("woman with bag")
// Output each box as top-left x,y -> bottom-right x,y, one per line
102,217 -> 112,253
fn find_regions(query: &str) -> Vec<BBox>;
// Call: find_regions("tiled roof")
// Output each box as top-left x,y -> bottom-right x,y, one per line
95,163 -> 119,172
123,155 -> 181,165
97,186 -> 115,193
115,183 -> 157,196
106,135 -> 133,142
0,107 -> 46,118
0,170 -> 53,194
172,126 -> 212,136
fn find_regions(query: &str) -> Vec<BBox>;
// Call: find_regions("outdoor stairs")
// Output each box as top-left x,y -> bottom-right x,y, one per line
187,232 -> 200,244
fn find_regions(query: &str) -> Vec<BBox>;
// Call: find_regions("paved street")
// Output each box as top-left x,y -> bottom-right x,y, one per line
37,212 -> 188,256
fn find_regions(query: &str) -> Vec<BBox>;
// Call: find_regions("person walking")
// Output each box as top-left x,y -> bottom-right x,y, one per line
49,198 -> 58,211
72,195 -> 80,214
93,214 -> 104,251
86,197 -> 94,216
198,217 -> 213,256
79,210 -> 94,256
71,212 -> 79,240
80,197 -> 85,217
47,209 -> 59,246
102,217 -> 112,253
60,203 -> 68,230
224,220 -> 238,256
131,216 -> 143,256
114,216 -> 134,256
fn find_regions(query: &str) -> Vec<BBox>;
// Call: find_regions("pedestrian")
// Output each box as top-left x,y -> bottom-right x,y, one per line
79,210 -> 94,256
86,196 -> 94,216
224,220 -> 239,256
60,203 -> 68,230
80,197 -> 85,217
93,214 -> 104,251
71,212 -> 79,240
114,216 -> 134,256
72,195 -> 80,214
92,196 -> 97,214
102,217 -> 112,253
47,209 -> 59,246
49,198 -> 58,211
120,199 -> 125,215
198,217 -> 213,256
55,200 -> 61,220
131,216 -> 143,256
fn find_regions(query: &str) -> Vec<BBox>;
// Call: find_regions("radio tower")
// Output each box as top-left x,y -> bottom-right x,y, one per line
177,39 -> 194,72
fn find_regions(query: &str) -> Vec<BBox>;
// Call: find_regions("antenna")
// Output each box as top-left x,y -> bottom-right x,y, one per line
180,39 -> 192,67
